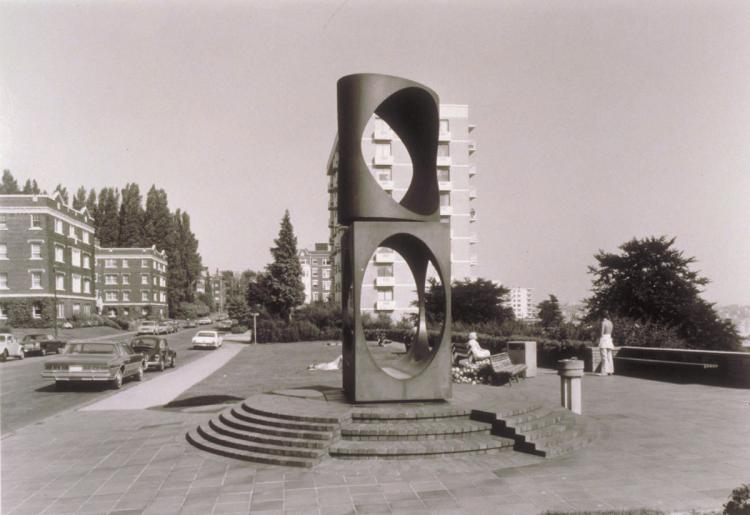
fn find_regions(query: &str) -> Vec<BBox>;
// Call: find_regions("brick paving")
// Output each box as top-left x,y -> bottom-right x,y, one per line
1,341 -> 748,514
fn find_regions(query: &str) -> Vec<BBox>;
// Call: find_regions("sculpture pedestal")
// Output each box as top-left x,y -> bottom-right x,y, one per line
557,359 -> 584,415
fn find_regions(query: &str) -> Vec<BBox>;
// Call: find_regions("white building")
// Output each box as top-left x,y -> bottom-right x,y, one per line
507,287 -> 536,320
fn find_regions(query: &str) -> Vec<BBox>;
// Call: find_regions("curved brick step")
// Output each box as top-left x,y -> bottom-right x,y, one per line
241,397 -> 344,424
351,404 -> 471,422
498,410 -> 570,437
186,429 -> 317,468
341,417 -> 491,441
515,418 -> 576,444
223,410 -> 333,441
329,435 -> 514,459
197,424 -> 324,460
517,427 -> 596,457
231,407 -> 337,433
209,417 -> 328,449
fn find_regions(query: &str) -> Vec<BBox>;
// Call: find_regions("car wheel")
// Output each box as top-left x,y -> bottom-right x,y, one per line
1,349 -> 7,362
136,365 -> 144,382
18,349 -> 24,360
41,348 -> 47,357
112,370 -> 123,389
170,355 -> 176,368
158,356 -> 165,372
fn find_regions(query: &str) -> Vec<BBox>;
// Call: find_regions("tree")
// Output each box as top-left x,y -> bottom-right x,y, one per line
263,211 -> 305,320
53,184 -> 69,204
425,277 -> 513,325
143,186 -> 171,249
537,294 -> 563,329
176,211 -> 202,303
96,187 -> 120,246
226,292 -> 250,323
246,271 -> 272,315
1,170 -> 20,194
22,179 -> 41,194
118,183 -> 144,246
585,236 -> 740,350
72,186 -> 87,210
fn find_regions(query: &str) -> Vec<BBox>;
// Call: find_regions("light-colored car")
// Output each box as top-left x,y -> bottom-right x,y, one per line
137,321 -> 159,335
21,334 -> 66,356
192,331 -> 222,349
156,321 -> 171,334
41,341 -> 144,389
198,318 -> 212,325
0,333 -> 24,361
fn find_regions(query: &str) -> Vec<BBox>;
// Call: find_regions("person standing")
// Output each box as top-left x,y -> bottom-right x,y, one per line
598,313 -> 615,375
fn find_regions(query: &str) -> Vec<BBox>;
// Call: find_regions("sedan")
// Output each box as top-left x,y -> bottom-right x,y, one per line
197,318 -> 212,325
192,331 -> 222,349
21,334 -> 67,356
130,336 -> 176,371
137,321 -> 159,335
42,341 -> 144,389
0,333 -> 24,361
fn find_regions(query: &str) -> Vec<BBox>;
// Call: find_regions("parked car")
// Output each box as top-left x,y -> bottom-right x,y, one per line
184,319 -> 197,328
130,336 -> 176,371
156,321 -> 171,334
21,334 -> 67,356
41,341 -> 144,389
215,319 -> 233,331
192,331 -> 222,349
137,320 -> 159,335
198,317 -> 212,325
0,333 -> 24,361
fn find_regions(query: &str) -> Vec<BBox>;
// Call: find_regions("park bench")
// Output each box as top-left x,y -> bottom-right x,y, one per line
489,352 -> 527,386
452,341 -> 472,365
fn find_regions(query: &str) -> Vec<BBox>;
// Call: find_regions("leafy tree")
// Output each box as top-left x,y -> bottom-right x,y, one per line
425,277 -> 514,325
85,188 -> 97,217
226,292 -> 250,322
53,184 -> 69,204
537,294 -> 564,329
263,211 -> 305,320
96,187 -> 120,246
1,170 -> 20,193
22,179 -> 41,194
118,183 -> 144,246
177,211 -> 202,303
246,271 -> 272,315
72,186 -> 87,210
143,186 -> 171,249
585,236 -> 740,350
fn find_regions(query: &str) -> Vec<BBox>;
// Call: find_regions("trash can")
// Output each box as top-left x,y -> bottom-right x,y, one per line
507,341 -> 537,377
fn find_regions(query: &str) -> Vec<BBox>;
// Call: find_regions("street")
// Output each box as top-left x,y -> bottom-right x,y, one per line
0,327 -> 212,435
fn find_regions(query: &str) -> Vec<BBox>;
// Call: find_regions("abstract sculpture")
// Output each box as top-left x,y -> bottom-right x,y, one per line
338,73 -> 452,402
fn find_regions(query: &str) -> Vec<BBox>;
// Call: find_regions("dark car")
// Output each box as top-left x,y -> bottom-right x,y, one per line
129,336 -> 176,371
21,334 -> 66,356
41,341 -> 144,389
184,319 -> 197,328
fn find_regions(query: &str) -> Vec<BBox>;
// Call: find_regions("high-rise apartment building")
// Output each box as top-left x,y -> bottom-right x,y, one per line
0,193 -> 97,324
95,246 -> 168,319
299,243 -> 333,303
507,287 -> 536,320
327,104 -> 478,319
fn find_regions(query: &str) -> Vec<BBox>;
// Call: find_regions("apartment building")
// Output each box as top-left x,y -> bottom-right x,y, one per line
299,243 -> 333,303
0,193 -> 97,324
95,246 -> 168,319
507,287 -> 536,320
327,104 -> 478,319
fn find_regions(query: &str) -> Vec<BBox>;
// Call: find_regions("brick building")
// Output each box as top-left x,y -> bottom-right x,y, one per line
299,243 -> 333,303
0,193 -> 97,324
95,246 -> 169,319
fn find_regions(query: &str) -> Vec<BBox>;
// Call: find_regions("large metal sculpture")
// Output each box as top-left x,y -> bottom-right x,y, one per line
338,73 -> 452,402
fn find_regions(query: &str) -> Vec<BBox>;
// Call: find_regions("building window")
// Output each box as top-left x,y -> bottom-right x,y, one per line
122,291 -> 130,302
72,274 -> 82,293
439,192 -> 451,206
71,249 -> 81,267
28,243 -> 41,260
82,254 -> 90,268
377,264 -> 393,277
160,292 -> 166,303
82,231 -> 90,244
323,281 -> 331,291
377,289 -> 393,301
108,308 -> 117,318
30,214 -> 42,229
0,306 -> 6,319
68,225 -> 76,238
105,291 -> 118,301
54,219 -> 64,234
0,214 -> 6,230
56,273 -> 65,291
322,258 -> 330,266
322,269 -> 330,279
121,259 -> 128,268
141,275 -> 148,285
31,271 -> 42,289
312,269 -> 319,277
105,258 -> 116,268
57,303 -> 65,319
122,308 -> 129,316
0,243 -> 6,259
55,245 -> 64,263
141,259 -> 149,268
438,142 -> 450,157
32,305 -> 42,319
105,274 -> 117,285
312,259 -> 318,266
122,274 -> 129,285
160,277 -> 165,287
83,278 -> 91,294
83,304 -> 91,315
312,292 -> 320,302
153,292 -> 158,301
375,142 -> 391,159
439,119 -> 450,134
142,291 -> 149,302
72,303 -> 80,315
312,279 -> 319,288
153,277 -> 158,285
0,273 -> 7,289
438,168 -> 450,182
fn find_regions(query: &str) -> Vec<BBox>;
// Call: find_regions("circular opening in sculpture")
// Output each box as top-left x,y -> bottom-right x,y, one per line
361,115 -> 413,203
358,243 -> 446,380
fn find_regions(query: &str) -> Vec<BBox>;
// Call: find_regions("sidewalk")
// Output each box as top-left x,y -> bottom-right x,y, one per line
1,342 -> 748,514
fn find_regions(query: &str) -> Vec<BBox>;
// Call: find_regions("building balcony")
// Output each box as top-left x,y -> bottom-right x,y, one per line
439,205 -> 453,216
374,250 -> 396,263
438,181 -> 452,191
438,130 -> 451,142
376,300 -> 396,311
375,276 -> 395,287
373,128 -> 392,141
328,182 -> 337,193
470,255 -> 478,266
470,233 -> 479,244
328,200 -> 336,211
469,210 -> 478,222
378,180 -> 394,191
469,165 -> 477,177
436,156 -> 451,167
373,155 -> 394,166
469,188 -> 477,199
468,142 -> 477,154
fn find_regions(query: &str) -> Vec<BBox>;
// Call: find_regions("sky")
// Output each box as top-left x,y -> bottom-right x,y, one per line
1,0 -> 749,306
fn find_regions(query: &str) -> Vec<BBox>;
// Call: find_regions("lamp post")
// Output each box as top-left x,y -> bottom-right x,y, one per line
250,312 -> 259,344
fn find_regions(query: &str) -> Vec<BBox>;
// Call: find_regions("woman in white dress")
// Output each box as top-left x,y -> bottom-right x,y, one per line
598,314 -> 615,375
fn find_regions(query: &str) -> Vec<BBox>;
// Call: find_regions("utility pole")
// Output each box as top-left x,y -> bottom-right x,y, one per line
250,312 -> 259,344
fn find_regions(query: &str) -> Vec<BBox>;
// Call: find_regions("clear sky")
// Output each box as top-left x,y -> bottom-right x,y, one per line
1,0 -> 749,306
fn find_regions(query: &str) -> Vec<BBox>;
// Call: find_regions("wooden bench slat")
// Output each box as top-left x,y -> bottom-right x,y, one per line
614,356 -> 718,369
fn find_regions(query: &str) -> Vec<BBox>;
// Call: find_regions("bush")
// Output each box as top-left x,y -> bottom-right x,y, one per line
231,325 -> 248,334
724,484 -> 750,515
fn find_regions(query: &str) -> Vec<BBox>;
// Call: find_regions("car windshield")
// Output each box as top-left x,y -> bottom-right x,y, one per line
132,338 -> 157,348
196,332 -> 216,337
64,343 -> 116,355
141,322 -> 156,326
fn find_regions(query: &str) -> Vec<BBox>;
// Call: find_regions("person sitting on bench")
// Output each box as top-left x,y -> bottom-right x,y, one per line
467,332 -> 490,361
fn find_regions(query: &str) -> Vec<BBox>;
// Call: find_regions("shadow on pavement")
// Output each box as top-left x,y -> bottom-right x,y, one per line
164,394 -> 244,408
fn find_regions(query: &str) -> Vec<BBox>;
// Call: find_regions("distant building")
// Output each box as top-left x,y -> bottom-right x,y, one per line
507,287 -> 536,320
327,104 -> 478,319
299,243 -> 333,303
0,193 -> 97,324
95,246 -> 168,319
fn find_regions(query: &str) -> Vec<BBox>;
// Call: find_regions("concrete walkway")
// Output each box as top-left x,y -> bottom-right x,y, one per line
82,343 -> 244,411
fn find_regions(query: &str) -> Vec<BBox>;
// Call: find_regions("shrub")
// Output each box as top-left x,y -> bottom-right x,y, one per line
231,325 -> 249,334
724,484 -> 750,515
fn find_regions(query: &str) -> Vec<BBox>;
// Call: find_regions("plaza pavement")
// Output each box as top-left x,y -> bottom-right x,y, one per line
1,341 -> 748,515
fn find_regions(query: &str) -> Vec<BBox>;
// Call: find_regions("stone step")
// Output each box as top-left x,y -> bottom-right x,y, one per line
186,429 -> 317,468
329,435 -> 514,458
496,407 -> 557,428
231,407 -> 338,433
222,410 -> 333,441
515,418 -> 575,444
351,405 -> 471,422
517,430 -> 594,458
497,411 -> 569,437
241,398 -> 343,424
197,424 -> 325,460
209,417 -> 328,449
340,418 -> 491,441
